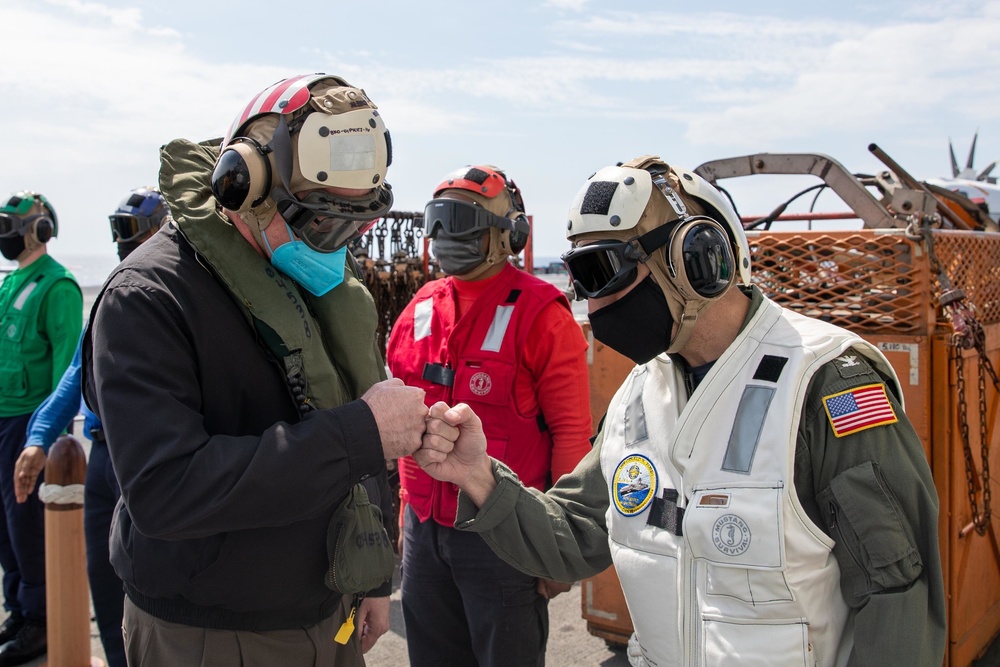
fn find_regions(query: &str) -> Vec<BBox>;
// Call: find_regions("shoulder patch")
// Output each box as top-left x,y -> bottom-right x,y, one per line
832,353 -> 874,379
823,384 -> 898,438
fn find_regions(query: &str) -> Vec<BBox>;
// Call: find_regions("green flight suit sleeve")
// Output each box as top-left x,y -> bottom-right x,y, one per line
454,439 -> 613,583
794,350 -> 946,667
40,278 -> 83,392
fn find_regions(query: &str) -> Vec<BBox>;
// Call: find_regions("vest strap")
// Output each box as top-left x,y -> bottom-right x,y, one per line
646,488 -> 684,535
421,362 -> 455,387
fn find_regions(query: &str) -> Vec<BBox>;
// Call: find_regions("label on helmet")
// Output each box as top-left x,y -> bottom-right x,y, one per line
298,109 -> 388,190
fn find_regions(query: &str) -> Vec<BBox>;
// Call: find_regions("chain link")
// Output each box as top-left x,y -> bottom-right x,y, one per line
917,209 -> 994,536
349,212 -> 437,358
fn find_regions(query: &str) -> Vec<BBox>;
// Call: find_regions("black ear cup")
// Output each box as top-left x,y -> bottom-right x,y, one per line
32,217 -> 53,244
672,219 -> 735,299
210,139 -> 271,212
508,214 -> 530,254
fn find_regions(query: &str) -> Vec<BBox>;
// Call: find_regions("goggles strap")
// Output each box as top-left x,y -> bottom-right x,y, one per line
627,221 -> 677,262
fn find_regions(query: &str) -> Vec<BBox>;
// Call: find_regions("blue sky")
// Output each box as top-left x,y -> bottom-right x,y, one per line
2,0 -> 999,279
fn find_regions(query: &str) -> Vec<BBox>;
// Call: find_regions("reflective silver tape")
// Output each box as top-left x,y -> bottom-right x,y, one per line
722,385 -> 775,474
625,371 -> 649,446
12,281 -> 38,311
414,298 -> 434,341
481,305 -> 514,352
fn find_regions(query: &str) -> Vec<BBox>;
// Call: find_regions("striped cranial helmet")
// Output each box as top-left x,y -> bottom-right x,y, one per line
213,73 -> 393,253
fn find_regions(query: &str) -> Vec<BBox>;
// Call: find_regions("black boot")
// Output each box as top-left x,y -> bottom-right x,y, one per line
0,620 -> 46,666
0,615 -> 22,646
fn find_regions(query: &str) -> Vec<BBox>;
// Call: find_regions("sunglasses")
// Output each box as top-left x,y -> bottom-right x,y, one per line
423,199 -> 522,240
561,222 -> 676,300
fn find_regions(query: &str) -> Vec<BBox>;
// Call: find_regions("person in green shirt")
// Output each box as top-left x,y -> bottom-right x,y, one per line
0,191 -> 82,666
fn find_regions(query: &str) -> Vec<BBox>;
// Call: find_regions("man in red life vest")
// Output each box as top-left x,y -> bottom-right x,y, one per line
386,166 -> 593,666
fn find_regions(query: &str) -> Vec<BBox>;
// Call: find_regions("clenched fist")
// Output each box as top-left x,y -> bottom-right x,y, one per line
361,379 -> 428,460
414,402 -> 496,507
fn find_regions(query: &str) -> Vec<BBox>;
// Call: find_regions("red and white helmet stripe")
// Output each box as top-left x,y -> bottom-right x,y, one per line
224,73 -> 326,146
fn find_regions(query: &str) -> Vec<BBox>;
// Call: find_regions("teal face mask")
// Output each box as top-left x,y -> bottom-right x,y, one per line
264,224 -> 348,296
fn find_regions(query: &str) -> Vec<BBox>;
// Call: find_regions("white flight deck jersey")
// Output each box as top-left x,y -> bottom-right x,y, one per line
600,295 -> 901,667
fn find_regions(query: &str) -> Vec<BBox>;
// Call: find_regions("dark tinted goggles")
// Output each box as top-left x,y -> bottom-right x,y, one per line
561,222 -> 676,300
109,214 -> 156,243
423,199 -> 518,240
0,214 -> 36,238
276,188 -> 391,253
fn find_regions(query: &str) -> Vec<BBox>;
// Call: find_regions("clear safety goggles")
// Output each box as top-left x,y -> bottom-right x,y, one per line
0,214 -> 44,238
423,199 -> 520,240
275,187 -> 391,253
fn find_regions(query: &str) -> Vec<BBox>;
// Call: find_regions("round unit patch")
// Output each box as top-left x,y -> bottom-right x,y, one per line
469,372 -> 492,396
712,514 -> 751,556
612,454 -> 657,516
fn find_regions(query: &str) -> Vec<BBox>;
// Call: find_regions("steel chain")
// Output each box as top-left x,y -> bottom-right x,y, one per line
918,208 -> 994,536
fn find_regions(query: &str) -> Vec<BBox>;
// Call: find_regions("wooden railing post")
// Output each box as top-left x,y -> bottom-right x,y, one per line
41,435 -> 104,667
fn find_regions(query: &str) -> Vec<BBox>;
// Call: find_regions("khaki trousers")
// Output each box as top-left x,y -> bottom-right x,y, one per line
122,596 -> 363,667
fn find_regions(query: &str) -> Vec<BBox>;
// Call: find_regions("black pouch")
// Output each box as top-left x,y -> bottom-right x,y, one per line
325,483 -> 395,595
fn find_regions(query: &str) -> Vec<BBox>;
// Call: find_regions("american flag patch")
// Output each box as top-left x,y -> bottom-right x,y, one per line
823,384 -> 898,438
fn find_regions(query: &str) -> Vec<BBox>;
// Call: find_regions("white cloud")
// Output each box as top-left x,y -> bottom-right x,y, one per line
544,0 -> 589,11
2,0 -> 998,264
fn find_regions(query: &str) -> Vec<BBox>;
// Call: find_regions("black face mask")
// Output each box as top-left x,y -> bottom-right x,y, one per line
0,235 -> 25,261
117,240 -> 142,261
589,275 -> 674,365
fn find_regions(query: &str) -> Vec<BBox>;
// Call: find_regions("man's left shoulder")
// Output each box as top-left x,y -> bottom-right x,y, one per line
813,353 -> 900,439
826,351 -> 878,381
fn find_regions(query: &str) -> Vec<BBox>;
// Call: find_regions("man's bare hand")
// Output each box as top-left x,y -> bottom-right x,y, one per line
356,595 -> 390,654
15,446 -> 47,504
414,402 -> 495,506
361,379 -> 428,460
536,578 -> 573,600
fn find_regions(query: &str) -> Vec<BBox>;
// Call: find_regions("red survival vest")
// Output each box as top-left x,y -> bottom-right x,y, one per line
387,263 -> 570,526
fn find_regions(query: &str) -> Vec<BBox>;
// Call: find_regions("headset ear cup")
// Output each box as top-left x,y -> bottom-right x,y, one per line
211,140 -> 270,212
670,218 -> 735,299
508,214 -> 530,254
33,218 -> 53,244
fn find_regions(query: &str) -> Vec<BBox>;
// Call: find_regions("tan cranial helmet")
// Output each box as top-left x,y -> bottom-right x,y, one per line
565,155 -> 751,353
211,73 -> 393,254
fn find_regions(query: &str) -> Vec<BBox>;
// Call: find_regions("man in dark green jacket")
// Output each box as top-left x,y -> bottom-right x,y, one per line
0,191 -> 81,666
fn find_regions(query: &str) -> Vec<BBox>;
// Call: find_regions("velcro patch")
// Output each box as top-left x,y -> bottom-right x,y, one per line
464,167 -> 489,184
581,181 -> 619,215
823,384 -> 898,437
752,355 -> 788,383
832,353 -> 873,379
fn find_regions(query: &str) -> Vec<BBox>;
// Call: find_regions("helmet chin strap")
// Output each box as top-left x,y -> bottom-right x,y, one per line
653,266 -> 713,355
665,300 -> 705,354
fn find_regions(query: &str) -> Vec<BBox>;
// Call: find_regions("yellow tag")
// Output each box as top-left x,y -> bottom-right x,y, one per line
334,608 -> 356,645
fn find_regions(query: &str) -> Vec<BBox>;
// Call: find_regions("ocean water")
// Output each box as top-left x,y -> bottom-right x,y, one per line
55,252 -> 122,288
0,252 -> 120,288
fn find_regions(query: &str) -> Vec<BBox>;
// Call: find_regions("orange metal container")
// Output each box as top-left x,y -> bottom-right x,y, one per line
579,229 -> 1000,665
